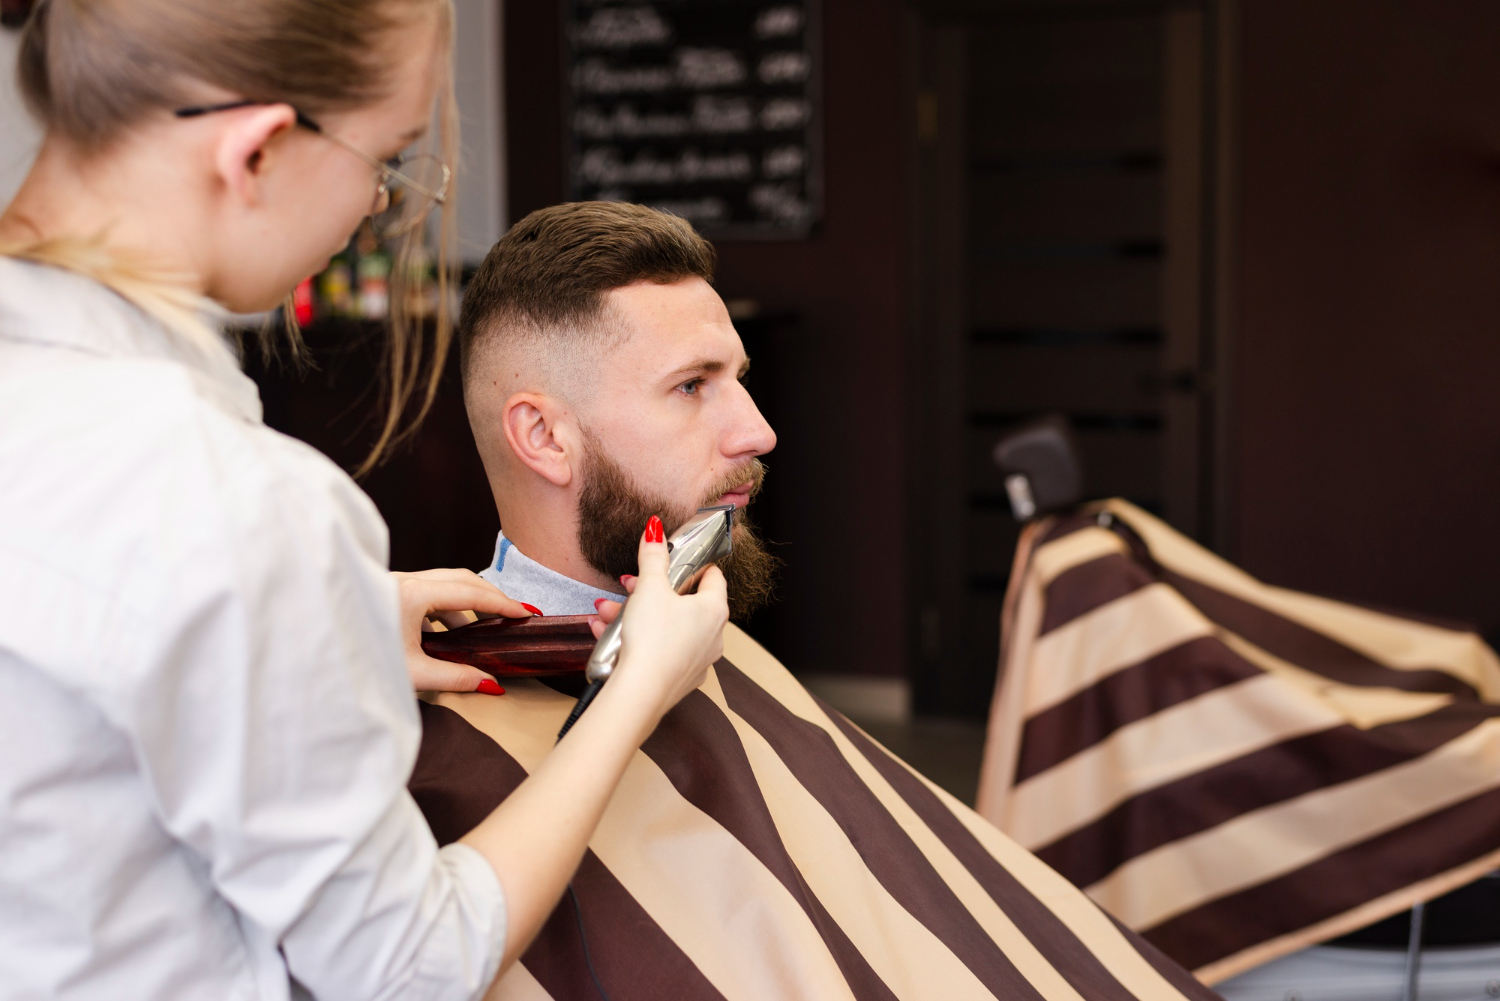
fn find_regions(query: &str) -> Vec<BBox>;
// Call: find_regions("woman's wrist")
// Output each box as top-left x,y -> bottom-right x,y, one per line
585,661 -> 678,740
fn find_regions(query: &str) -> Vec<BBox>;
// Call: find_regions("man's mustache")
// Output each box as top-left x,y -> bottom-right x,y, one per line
698,458 -> 766,512
699,459 -> 768,510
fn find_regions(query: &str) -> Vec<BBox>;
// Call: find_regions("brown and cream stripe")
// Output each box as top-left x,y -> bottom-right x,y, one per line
412,624 -> 1221,1000
977,499 -> 1500,984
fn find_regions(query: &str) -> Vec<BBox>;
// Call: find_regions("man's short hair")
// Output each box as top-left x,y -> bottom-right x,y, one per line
459,201 -> 718,379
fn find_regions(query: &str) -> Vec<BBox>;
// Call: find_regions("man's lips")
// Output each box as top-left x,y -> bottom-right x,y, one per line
716,482 -> 755,508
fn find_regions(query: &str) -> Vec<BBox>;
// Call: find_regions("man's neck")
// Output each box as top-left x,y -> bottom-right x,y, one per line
491,474 -> 624,594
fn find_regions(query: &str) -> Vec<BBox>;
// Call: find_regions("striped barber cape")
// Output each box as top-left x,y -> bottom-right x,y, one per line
411,624 -> 1220,1001
976,499 -> 1500,984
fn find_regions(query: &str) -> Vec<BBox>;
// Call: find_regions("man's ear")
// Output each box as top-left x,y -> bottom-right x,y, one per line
502,392 -> 577,488
212,104 -> 298,206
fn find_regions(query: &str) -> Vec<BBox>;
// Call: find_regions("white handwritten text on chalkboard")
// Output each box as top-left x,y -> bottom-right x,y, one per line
566,1 -> 821,238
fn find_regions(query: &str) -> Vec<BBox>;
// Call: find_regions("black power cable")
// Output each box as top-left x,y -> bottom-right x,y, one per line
569,883 -> 615,1001
556,687 -> 613,999
556,679 -> 603,740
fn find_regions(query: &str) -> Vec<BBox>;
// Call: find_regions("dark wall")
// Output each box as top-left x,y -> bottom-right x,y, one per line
503,0 -> 567,223
1230,0 -> 1500,636
247,322 -> 500,575
505,0 -> 913,676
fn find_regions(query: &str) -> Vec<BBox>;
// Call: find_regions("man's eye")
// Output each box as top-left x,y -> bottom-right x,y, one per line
678,378 -> 704,396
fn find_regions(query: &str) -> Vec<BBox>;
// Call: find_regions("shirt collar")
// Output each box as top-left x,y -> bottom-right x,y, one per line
478,532 -> 621,616
0,256 -> 262,425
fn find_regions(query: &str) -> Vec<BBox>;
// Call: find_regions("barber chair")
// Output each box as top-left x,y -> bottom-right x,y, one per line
991,413 -> 1082,522
986,416 -> 1500,1001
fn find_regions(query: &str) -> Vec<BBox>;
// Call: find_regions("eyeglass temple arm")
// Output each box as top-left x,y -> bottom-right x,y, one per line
174,100 -> 323,134
173,100 -> 444,204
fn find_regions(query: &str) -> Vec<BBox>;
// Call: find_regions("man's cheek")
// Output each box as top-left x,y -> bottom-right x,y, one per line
646,445 -> 697,496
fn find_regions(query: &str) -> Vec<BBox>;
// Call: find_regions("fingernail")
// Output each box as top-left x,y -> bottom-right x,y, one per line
476,678 -> 505,696
520,603 -> 543,616
594,597 -> 609,611
619,574 -> 635,585
644,515 -> 664,543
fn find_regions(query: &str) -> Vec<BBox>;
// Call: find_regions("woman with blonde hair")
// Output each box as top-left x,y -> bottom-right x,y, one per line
0,1 -> 728,998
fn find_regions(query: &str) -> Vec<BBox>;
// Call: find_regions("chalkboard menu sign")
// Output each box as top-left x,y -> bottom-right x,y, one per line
564,1 -> 821,238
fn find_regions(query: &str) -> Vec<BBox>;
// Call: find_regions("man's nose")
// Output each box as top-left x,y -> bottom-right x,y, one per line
726,383 -> 777,458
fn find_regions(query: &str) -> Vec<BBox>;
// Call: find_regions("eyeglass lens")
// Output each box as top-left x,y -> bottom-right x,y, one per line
372,154 -> 449,239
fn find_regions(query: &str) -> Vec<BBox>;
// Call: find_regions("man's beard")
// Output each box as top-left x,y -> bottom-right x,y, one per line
576,435 -> 778,622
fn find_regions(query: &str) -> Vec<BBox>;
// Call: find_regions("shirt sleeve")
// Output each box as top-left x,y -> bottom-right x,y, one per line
102,413 -> 507,1001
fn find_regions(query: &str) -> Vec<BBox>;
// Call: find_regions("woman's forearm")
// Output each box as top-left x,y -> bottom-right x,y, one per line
456,536 -> 726,984
457,674 -> 663,974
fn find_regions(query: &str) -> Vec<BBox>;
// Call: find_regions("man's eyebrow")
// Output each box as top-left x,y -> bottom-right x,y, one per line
665,358 -> 727,380
664,356 -> 752,382
399,124 -> 428,144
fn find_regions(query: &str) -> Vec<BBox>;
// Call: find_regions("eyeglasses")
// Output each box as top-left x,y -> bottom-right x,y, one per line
174,99 -> 449,240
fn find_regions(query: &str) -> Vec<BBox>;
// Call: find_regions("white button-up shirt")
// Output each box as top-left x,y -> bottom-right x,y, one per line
0,258 -> 506,1001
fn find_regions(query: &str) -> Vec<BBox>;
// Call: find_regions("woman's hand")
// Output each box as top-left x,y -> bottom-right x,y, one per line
589,517 -> 728,728
392,569 -> 534,693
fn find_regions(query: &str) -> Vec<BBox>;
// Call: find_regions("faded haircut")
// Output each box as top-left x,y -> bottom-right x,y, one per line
458,201 -> 717,384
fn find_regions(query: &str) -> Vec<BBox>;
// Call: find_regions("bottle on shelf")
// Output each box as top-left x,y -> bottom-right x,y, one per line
401,243 -> 437,319
318,251 -> 355,319
356,230 -> 391,321
292,276 -> 315,326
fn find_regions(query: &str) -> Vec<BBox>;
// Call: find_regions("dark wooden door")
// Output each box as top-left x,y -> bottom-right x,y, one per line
909,0 -> 1230,717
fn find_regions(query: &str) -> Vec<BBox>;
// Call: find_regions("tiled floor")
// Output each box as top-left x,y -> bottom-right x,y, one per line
799,673 -> 989,807
846,716 -> 988,807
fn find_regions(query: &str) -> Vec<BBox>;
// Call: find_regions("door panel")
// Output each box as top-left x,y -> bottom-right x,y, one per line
911,1 -> 1219,718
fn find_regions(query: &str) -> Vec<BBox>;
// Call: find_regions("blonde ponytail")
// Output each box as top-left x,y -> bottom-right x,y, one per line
0,232 -> 224,351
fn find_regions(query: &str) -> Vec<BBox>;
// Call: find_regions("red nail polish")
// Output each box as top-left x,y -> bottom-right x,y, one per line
476,678 -> 505,696
619,574 -> 635,585
645,515 -> 665,543
594,597 -> 609,611
520,603 -> 542,616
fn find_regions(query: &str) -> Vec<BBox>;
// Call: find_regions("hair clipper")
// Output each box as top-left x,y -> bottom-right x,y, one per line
557,504 -> 735,739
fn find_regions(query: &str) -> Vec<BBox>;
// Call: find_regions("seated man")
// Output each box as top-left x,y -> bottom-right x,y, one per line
411,201 -> 1220,1001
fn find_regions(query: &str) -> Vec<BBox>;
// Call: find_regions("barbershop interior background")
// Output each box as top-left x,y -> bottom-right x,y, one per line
6,0 -> 1500,780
